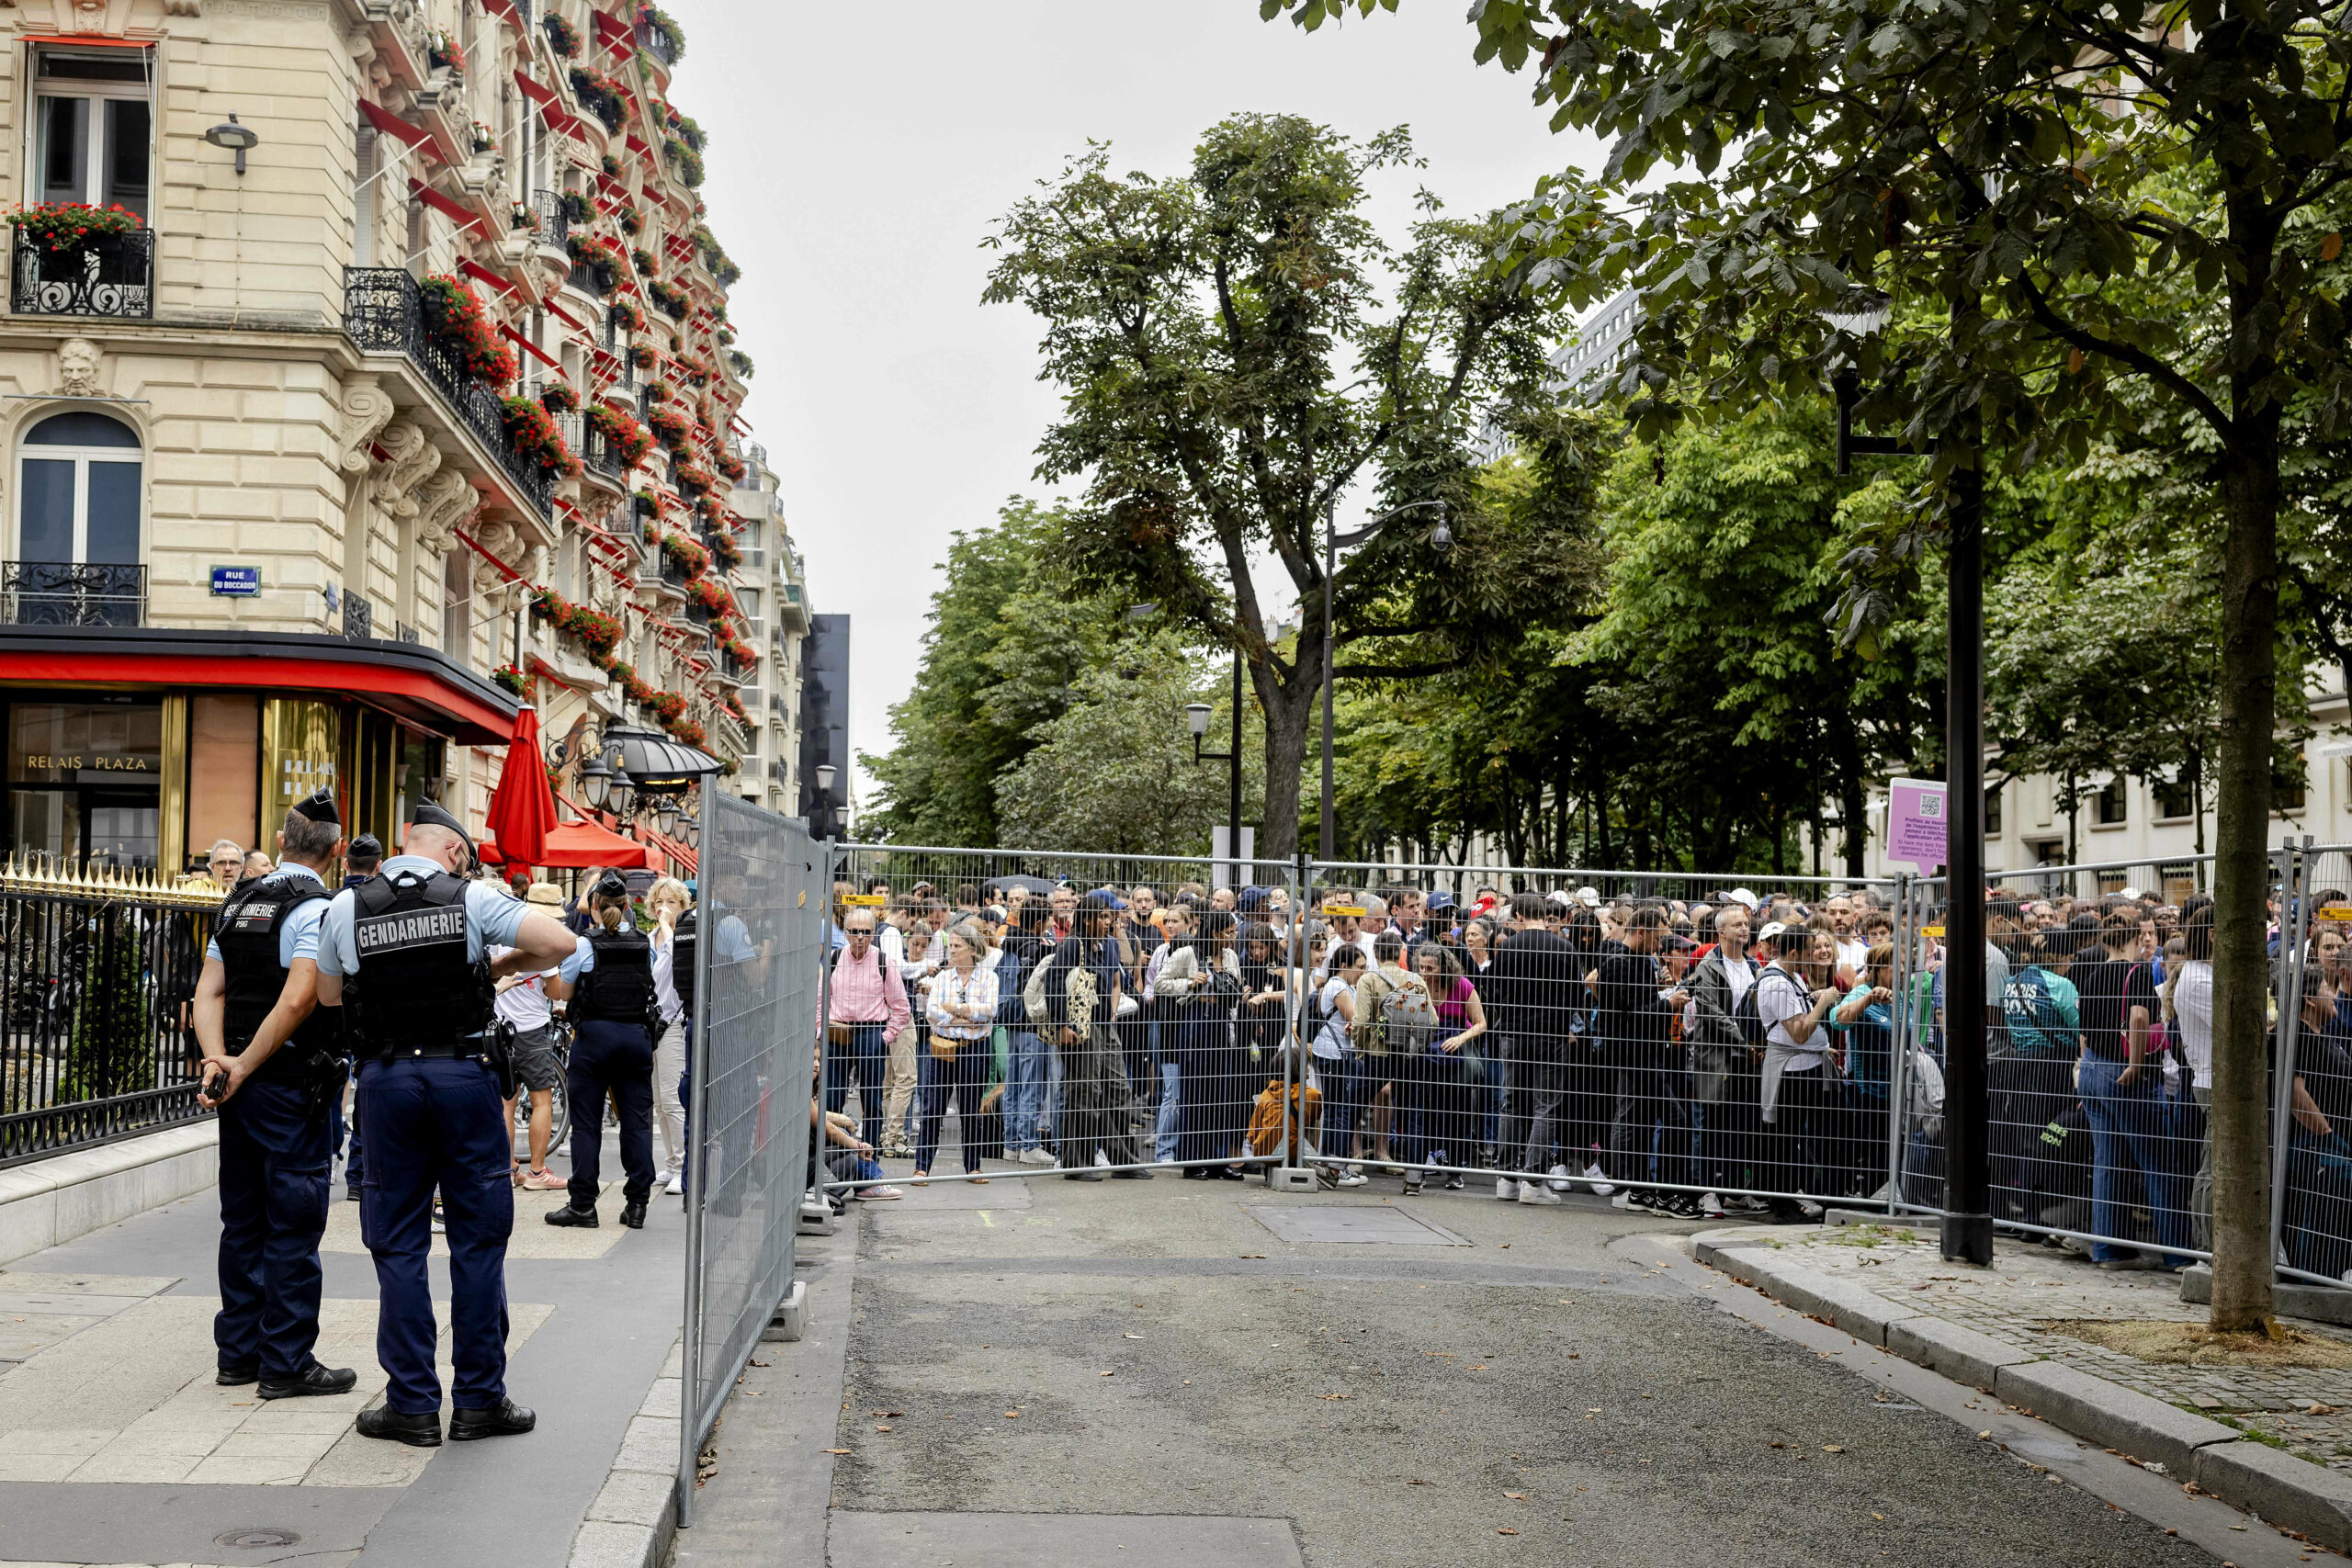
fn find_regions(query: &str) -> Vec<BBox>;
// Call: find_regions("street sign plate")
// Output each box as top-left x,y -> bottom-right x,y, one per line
209,565 -> 260,597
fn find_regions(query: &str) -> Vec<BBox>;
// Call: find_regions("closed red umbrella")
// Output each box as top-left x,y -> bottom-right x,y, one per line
482,705 -> 556,872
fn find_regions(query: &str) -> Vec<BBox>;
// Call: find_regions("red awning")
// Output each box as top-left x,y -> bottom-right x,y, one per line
359,99 -> 439,159
593,10 -> 635,49
460,257 -> 517,297
626,135 -> 652,157
7,645 -> 514,747
513,69 -> 559,107
409,177 -> 485,233
481,0 -> 521,24
537,818 -> 653,871
543,299 -> 590,333
500,322 -> 561,370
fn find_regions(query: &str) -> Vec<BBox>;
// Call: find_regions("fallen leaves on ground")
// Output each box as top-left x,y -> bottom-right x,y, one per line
822,1447 -> 850,1454
1498,1527 -> 1520,1536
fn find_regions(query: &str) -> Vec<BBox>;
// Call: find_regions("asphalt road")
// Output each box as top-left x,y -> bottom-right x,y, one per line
795,1173 -> 2222,1568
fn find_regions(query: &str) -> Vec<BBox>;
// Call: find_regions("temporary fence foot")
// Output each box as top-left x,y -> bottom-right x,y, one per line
797,1194 -> 835,1235
761,1280 -> 808,1343
1269,1167 -> 1317,1192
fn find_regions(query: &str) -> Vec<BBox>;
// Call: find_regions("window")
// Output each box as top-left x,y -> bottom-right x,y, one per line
2277,750 -> 2308,813
1984,782 -> 2003,837
2153,774 -> 2196,820
2094,776 -> 2128,826
17,411 -> 141,566
32,51 -> 153,220
441,548 -> 469,656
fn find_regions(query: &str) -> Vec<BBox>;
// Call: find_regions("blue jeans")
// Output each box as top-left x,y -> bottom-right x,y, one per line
1004,1031 -> 1047,1152
1314,1055 -> 1366,1156
825,1023 -> 890,1154
2078,1052 -> 2192,1265
1155,1042 -> 1182,1163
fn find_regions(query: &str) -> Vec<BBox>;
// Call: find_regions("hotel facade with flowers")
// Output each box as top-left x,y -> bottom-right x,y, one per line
0,0 -> 813,876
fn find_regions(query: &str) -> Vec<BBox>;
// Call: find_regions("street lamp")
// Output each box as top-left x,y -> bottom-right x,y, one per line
1319,500 -> 1448,862
813,762 -> 838,839
608,769 -> 637,819
204,113 -> 260,175
580,749 -> 614,811
656,798 -> 681,837
1816,288 -> 1990,1268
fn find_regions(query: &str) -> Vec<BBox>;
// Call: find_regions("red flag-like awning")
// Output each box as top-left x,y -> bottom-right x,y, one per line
460,257 -> 517,296
359,99 -> 438,158
513,69 -> 559,107
593,9 -> 635,49
483,705 -> 557,870
409,177 -> 485,233
500,322 -> 561,370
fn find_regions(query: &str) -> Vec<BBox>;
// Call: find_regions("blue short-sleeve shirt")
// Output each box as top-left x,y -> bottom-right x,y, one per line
205,863 -> 330,969
316,856 -> 529,978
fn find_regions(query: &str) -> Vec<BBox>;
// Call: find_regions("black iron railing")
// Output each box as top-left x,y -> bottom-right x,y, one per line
342,268 -> 555,520
342,588 -> 374,640
638,18 -> 677,66
2,562 -> 144,627
662,556 -> 691,589
1,878 -> 217,1168
531,186 -> 567,250
12,229 -> 154,319
584,423 -> 630,483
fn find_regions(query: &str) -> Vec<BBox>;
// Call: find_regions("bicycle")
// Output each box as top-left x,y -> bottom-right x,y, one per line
510,1021 -> 571,1160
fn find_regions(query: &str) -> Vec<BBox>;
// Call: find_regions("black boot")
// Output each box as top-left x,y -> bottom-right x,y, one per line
620,1201 -> 647,1229
216,1363 -> 259,1386
356,1405 -> 442,1448
260,1363 -> 358,1400
545,1202 -> 599,1227
449,1397 -> 537,1440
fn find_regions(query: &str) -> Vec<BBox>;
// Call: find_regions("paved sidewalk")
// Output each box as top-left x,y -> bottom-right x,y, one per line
0,1131 -> 682,1568
1713,1224 -> 2352,1472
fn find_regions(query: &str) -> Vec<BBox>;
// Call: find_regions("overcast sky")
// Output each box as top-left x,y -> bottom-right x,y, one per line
665,1 -> 1605,800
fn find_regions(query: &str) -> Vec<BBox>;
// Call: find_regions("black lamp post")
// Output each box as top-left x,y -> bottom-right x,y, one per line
1320,501 -> 1449,862
1185,653 -> 1244,885
813,761 -> 838,839
1823,290 -> 1992,1267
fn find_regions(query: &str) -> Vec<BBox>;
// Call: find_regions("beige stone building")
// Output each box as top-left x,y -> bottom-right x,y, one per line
0,0 -> 802,876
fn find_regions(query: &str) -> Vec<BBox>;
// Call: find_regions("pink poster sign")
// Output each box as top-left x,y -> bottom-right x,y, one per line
1886,777 -> 1949,873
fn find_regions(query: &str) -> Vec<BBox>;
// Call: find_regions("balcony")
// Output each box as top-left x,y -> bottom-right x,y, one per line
12,229 -> 154,319
3,562 -> 144,627
343,268 -> 555,520
529,187 -> 568,252
583,422 -> 630,485
638,17 -> 678,67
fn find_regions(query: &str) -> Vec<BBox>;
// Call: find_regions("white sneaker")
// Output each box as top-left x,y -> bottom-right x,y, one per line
1547,1163 -> 1574,1194
1095,1150 -> 1113,1168
1797,1197 -> 1825,1219
1021,1147 -> 1057,1167
1698,1190 -> 1727,1218
1611,1191 -> 1634,1210
1584,1161 -> 1615,1198
1496,1178 -> 1521,1201
1336,1170 -> 1369,1188
1518,1184 -> 1563,1206
665,1174 -> 685,1196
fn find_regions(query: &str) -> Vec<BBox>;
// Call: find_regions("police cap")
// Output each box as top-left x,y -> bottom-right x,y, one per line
348,832 -> 384,859
290,786 -> 340,825
409,802 -> 476,858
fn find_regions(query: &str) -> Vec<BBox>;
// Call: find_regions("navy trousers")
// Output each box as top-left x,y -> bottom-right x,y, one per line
569,1019 -> 657,1210
214,1077 -> 331,1379
358,1055 -> 514,1415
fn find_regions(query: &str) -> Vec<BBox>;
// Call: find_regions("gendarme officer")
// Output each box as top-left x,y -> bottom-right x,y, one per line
315,802 -> 576,1448
545,870 -> 660,1230
193,785 -> 356,1400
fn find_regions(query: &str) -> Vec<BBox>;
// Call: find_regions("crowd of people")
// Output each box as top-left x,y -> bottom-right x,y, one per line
816,865 -> 2352,1279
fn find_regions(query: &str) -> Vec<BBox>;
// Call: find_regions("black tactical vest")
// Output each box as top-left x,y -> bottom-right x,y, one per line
217,872 -> 336,1080
349,868 -> 492,1051
575,926 -> 658,1030
671,908 -> 697,1016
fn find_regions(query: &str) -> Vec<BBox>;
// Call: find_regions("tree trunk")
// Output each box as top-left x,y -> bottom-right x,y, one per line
2209,403 -> 2283,1333
1838,726 -> 1869,881
1257,671 -> 1313,861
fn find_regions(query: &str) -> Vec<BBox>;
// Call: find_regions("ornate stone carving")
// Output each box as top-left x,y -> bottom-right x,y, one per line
55,338 -> 101,397
413,468 -> 478,555
370,420 -> 443,520
334,376 -> 396,475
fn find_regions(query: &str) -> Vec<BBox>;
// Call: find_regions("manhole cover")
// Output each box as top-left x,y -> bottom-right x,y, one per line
215,1529 -> 301,1550
1242,1204 -> 1469,1247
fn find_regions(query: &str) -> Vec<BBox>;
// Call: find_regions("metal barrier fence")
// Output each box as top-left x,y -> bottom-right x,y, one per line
678,786 -> 823,1524
803,840 -> 2352,1294
1,859 -> 218,1168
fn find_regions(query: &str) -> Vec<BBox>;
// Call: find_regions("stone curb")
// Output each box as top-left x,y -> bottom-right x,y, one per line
0,1121 -> 220,1267
564,1335 -> 684,1568
1683,1226 -> 2352,1552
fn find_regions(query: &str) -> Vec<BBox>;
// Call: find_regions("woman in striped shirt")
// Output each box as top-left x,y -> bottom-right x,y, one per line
918,922 -> 999,1182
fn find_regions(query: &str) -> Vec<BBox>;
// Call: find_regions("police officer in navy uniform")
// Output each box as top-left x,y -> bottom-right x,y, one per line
193,785 -> 356,1398
315,801 -> 577,1448
546,870 -> 660,1230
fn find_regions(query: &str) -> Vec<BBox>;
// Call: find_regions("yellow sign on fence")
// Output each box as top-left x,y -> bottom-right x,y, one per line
840,893 -> 887,907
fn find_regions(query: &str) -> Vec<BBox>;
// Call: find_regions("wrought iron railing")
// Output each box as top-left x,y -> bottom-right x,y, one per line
2,562 -> 144,627
662,556 -> 691,589
11,229 -> 154,319
531,186 -> 567,250
584,423 -> 630,483
638,17 -> 678,66
1,859 -> 220,1168
342,267 -> 555,519
342,588 -> 374,640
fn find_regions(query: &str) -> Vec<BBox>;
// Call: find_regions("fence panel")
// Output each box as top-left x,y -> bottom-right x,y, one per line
2,863 -> 217,1168
2284,843 -> 2352,1287
679,789 -> 823,1524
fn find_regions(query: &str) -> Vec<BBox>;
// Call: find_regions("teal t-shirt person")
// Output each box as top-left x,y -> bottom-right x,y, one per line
2002,961 -> 2080,1056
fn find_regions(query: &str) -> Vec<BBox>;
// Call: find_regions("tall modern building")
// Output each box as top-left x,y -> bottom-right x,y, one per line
0,0 -> 788,874
797,612 -> 848,837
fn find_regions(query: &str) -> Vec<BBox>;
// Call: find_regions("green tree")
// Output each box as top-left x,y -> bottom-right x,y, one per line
1279,0 -> 2352,1330
983,114 -> 1589,856
994,637 -> 1264,856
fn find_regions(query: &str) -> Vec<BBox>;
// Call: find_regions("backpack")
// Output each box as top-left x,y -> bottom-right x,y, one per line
1383,976 -> 1441,1054
1352,966 -> 1395,1055
1065,959 -> 1100,1034
1731,967 -> 1766,1047
1023,954 -> 1052,1025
